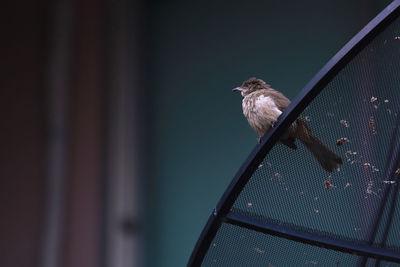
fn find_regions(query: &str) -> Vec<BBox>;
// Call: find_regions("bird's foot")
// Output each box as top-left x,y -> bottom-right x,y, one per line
257,137 -> 262,144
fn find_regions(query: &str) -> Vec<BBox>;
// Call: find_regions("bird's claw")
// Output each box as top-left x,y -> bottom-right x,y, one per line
257,137 -> 262,144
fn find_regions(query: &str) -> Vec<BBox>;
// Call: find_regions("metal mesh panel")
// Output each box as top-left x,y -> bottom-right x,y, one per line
202,223 -> 381,267
233,8 -> 400,249
188,2 -> 400,266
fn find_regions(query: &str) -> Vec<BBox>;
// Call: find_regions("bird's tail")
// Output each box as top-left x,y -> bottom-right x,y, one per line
296,120 -> 343,172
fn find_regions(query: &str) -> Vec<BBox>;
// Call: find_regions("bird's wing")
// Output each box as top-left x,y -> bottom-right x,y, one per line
262,89 -> 291,112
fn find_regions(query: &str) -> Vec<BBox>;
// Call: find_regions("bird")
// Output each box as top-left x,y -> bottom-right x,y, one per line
233,77 -> 343,172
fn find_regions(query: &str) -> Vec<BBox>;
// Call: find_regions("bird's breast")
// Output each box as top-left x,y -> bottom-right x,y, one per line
242,94 -> 282,136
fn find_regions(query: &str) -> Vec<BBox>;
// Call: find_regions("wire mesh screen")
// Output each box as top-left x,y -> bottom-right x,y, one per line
189,1 -> 400,266
232,9 -> 400,249
203,223 -> 361,266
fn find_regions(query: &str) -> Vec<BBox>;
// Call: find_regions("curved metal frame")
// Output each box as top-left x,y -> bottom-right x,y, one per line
188,1 -> 400,266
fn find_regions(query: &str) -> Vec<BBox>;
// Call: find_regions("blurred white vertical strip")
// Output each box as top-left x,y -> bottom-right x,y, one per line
41,0 -> 73,267
104,0 -> 143,266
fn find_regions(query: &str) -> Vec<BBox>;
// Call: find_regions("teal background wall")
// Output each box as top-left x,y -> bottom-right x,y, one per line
145,1 -> 392,266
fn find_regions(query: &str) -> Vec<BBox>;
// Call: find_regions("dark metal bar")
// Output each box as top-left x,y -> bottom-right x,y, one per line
358,107 -> 400,266
187,1 -> 400,266
375,187 -> 400,267
374,112 -> 400,267
381,189 -> 399,247
225,211 -> 400,263
187,210 -> 222,267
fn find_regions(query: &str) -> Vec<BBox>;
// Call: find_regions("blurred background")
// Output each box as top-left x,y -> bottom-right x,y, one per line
0,0 -> 393,266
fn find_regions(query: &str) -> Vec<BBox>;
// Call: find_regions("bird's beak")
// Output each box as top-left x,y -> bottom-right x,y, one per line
232,87 -> 243,92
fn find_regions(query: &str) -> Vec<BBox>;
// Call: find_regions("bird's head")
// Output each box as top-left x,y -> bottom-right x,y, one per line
232,77 -> 270,96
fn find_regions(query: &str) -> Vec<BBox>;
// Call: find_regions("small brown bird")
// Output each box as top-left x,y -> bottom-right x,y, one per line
233,77 -> 343,172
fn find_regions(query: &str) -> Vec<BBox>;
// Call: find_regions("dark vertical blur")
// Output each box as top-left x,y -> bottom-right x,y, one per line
59,0 -> 105,266
1,1 -> 49,267
1,0 -> 145,266
0,0 -> 395,267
